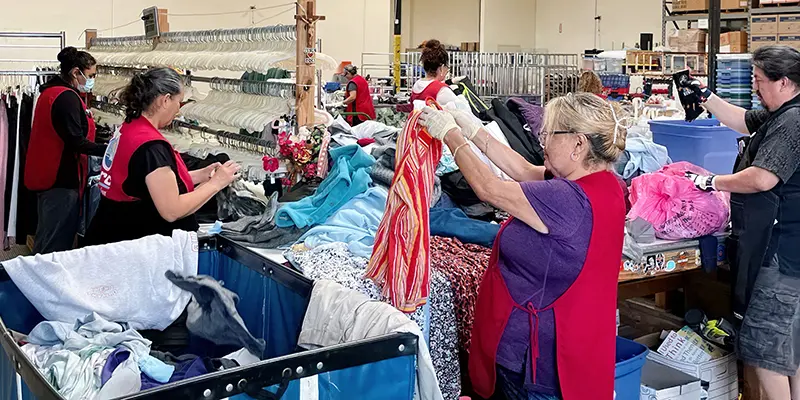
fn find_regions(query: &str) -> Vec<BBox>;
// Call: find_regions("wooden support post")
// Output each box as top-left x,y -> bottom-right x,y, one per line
295,0 -> 325,127
84,29 -> 97,49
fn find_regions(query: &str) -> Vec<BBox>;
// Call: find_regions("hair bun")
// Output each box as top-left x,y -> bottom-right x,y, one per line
424,39 -> 442,50
57,46 -> 78,63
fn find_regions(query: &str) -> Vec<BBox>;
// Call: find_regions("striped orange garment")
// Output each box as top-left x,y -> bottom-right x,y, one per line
366,109 -> 443,313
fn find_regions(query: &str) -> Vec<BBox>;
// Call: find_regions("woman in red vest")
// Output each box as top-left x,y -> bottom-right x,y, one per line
84,68 -> 240,246
25,46 -> 105,254
418,93 -> 628,400
341,65 -> 376,126
410,39 -> 458,105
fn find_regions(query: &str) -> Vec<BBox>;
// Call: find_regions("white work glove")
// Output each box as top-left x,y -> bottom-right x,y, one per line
329,101 -> 344,108
444,106 -> 482,140
418,107 -> 459,140
685,172 -> 717,192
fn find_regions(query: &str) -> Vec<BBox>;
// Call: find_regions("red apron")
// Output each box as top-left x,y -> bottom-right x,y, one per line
99,116 -> 194,202
345,75 -> 376,125
469,171 -> 625,400
410,80 -> 448,104
25,86 -> 97,197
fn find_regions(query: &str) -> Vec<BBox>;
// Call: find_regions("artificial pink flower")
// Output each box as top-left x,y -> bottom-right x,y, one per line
262,156 -> 279,172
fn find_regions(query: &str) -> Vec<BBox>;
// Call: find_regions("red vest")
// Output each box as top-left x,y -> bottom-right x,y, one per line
469,171 -> 625,400
410,80 -> 448,104
99,117 -> 194,202
25,86 -> 96,193
345,75 -> 376,125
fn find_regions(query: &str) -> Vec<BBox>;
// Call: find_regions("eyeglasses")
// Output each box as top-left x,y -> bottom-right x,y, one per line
539,130 -> 575,147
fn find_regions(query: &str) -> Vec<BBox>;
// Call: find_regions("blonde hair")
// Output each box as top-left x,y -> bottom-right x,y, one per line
578,70 -> 604,95
542,92 -> 628,165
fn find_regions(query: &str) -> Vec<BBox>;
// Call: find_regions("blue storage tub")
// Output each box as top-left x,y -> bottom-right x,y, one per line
615,337 -> 649,400
649,119 -> 741,174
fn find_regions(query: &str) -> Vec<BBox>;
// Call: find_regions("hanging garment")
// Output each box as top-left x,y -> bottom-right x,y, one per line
345,75 -> 376,126
469,171 -> 625,400
7,96 -> 22,239
2,230 -> 198,331
367,109 -> 443,312
164,271 -> 266,358
4,96 -> 18,244
14,94 -> 36,243
0,100 -> 7,241
275,144 -> 375,229
298,280 -> 445,400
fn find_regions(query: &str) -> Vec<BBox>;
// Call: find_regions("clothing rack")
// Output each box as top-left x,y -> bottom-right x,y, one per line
187,74 -> 297,98
85,1 -> 324,127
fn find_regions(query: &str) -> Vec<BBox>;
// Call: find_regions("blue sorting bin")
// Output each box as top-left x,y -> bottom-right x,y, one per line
649,119 -> 741,174
615,337 -> 649,400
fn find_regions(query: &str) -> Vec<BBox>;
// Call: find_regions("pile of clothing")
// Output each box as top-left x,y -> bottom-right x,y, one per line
3,231 -> 266,399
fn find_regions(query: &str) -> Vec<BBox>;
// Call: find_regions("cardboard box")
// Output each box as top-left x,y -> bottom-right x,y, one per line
658,331 -> 713,364
669,29 -> 708,52
779,14 -> 800,34
751,35 -> 779,50
637,333 -> 739,400
640,359 -> 704,400
751,15 -> 779,34
721,0 -> 746,9
673,0 -> 709,12
779,34 -> 800,50
720,31 -> 748,52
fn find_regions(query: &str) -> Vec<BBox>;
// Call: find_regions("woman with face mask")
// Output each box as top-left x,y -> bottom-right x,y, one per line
25,46 -> 105,254
410,39 -> 458,106
83,67 -> 240,246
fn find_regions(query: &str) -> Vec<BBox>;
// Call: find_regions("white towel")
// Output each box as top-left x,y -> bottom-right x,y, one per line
3,230 -> 198,330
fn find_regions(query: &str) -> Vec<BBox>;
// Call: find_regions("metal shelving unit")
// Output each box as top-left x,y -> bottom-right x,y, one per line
750,5 -> 800,14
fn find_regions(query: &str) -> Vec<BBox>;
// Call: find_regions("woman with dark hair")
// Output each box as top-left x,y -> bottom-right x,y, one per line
341,64 -> 376,126
679,45 -> 800,400
410,39 -> 458,105
25,46 -> 105,254
84,67 -> 240,246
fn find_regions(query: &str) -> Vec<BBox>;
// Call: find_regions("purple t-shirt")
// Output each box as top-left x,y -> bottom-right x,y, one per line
495,178 -> 593,395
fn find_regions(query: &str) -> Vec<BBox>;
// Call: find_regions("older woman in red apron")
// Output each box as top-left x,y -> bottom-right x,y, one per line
419,92 -> 628,400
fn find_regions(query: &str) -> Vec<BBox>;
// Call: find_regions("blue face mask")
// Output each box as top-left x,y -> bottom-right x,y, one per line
78,71 -> 95,93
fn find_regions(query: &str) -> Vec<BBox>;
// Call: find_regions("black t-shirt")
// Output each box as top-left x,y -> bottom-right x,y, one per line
84,141 -> 199,246
744,97 -> 800,184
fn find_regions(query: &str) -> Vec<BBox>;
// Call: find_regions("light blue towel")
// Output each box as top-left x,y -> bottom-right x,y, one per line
276,145 -> 376,229
299,186 -> 388,257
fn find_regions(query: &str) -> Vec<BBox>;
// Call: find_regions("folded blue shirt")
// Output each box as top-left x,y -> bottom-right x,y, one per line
276,145 -> 376,229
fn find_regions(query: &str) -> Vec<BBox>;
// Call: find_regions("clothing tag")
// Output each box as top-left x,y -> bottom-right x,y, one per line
299,374 -> 319,400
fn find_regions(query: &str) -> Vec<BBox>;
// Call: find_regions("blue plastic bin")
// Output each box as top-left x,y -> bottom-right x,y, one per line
615,337 -> 649,400
649,119 -> 741,174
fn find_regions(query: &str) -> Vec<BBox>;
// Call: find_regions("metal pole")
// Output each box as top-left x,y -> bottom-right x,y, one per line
0,32 -> 65,38
59,31 -> 66,50
709,0 -> 720,91
393,0 -> 402,93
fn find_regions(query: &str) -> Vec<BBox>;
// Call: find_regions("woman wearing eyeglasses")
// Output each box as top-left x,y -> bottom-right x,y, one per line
418,92 -> 628,400
410,39 -> 459,105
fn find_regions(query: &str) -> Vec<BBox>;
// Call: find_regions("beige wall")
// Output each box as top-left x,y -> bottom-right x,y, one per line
481,0 -> 537,52
1,0 -> 392,71
404,0 -> 481,49
535,0 -> 662,54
